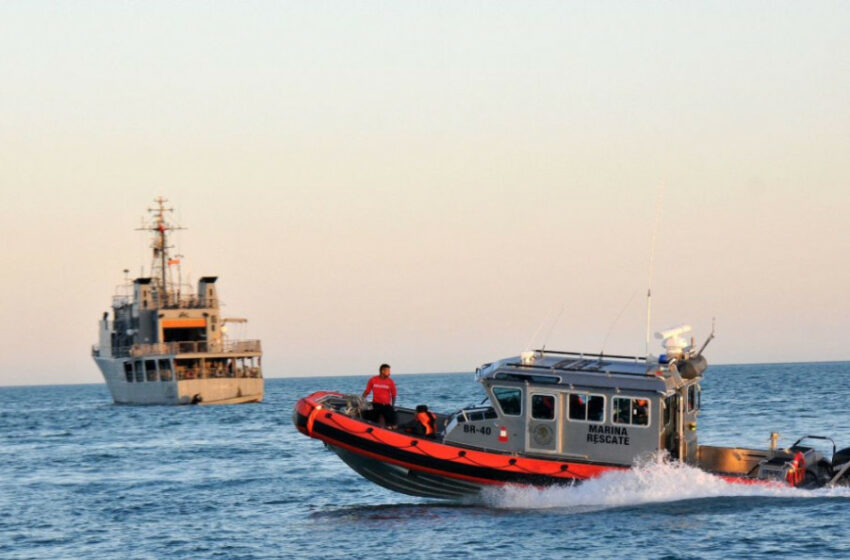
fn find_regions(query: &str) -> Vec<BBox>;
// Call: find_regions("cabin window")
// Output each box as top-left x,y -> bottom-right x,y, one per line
663,394 -> 676,426
613,397 -> 650,427
493,387 -> 522,416
687,385 -> 701,412
124,362 -> 133,383
175,359 -> 199,380
145,360 -> 158,382
158,359 -> 173,382
531,394 -> 555,420
459,408 -> 498,423
134,360 -> 144,382
568,393 -> 605,423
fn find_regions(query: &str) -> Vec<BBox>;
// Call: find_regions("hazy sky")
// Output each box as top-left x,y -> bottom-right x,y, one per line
2,2 -> 849,386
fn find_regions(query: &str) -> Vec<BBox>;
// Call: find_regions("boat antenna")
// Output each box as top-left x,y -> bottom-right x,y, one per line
645,180 -> 665,357
526,304 -> 561,352
540,304 -> 565,352
601,287 -> 639,357
525,309 -> 551,352
696,317 -> 716,357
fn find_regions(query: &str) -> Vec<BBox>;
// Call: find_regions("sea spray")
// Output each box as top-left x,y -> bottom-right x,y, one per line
481,454 -> 850,511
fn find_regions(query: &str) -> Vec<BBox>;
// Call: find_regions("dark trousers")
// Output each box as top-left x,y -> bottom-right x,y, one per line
371,403 -> 397,426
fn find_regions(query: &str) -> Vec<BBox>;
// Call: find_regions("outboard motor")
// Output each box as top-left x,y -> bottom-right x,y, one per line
829,446 -> 850,486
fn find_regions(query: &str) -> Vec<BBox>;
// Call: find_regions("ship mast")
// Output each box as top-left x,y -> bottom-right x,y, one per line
137,197 -> 184,306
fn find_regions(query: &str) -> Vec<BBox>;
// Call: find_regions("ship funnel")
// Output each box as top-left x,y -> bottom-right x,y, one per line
198,276 -> 218,307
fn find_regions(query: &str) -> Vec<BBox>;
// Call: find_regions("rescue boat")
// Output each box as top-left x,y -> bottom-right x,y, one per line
293,326 -> 850,499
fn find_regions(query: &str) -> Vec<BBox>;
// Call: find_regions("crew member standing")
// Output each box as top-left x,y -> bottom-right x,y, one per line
362,363 -> 397,428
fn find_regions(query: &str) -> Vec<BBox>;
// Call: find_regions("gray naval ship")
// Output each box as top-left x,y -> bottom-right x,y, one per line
92,198 -> 263,405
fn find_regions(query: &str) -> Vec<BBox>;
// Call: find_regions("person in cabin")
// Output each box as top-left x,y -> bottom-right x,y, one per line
633,399 -> 649,425
362,363 -> 397,428
404,404 -> 438,437
588,396 -> 604,422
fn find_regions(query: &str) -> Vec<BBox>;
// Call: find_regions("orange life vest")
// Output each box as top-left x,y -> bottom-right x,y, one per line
416,411 -> 436,435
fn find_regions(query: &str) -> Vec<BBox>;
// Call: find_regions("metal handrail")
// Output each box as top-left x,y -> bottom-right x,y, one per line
110,294 -> 220,309
125,339 -> 262,357
159,296 -> 219,309
533,349 -> 647,361
175,366 -> 262,380
506,361 -> 653,378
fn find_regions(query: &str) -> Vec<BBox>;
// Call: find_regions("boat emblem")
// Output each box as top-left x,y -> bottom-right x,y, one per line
531,424 -> 553,446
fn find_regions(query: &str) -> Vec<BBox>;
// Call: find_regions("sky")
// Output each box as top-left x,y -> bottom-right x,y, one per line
1,2 -> 849,386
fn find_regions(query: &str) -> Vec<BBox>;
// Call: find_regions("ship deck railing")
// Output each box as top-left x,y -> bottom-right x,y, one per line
95,339 -> 262,358
174,366 -> 262,380
118,367 -> 263,383
112,294 -> 219,309
129,339 -> 261,356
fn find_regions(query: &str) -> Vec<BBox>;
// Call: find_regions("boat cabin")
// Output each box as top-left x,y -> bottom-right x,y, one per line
443,349 -> 705,467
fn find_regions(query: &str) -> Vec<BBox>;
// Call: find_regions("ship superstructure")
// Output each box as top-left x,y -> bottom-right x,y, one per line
92,197 -> 263,405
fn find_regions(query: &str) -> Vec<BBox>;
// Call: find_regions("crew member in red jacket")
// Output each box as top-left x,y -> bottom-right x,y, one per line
362,363 -> 397,427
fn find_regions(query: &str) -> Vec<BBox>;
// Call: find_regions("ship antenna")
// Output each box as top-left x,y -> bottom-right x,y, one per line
645,180 -> 665,357
175,253 -> 184,302
137,197 -> 184,306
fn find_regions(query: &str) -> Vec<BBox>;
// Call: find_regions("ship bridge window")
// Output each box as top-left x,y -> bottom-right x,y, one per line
613,397 -> 650,427
493,387 -> 522,416
158,359 -> 173,382
162,319 -> 207,344
687,385 -> 701,412
134,360 -> 144,382
124,362 -> 133,383
145,360 -> 158,382
531,394 -> 556,420
568,393 -> 605,423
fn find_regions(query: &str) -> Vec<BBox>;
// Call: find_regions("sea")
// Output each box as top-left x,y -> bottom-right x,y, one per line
3,362 -> 850,559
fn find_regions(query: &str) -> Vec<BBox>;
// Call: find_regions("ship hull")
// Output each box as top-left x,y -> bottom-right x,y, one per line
94,357 -> 263,405
328,444 -> 488,499
294,392 -> 617,499
294,392 -> 783,500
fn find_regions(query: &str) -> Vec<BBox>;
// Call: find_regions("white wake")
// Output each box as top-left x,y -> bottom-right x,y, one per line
481,456 -> 850,511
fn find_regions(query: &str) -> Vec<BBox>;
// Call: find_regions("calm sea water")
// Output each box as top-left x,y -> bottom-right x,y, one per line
3,362 -> 850,559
